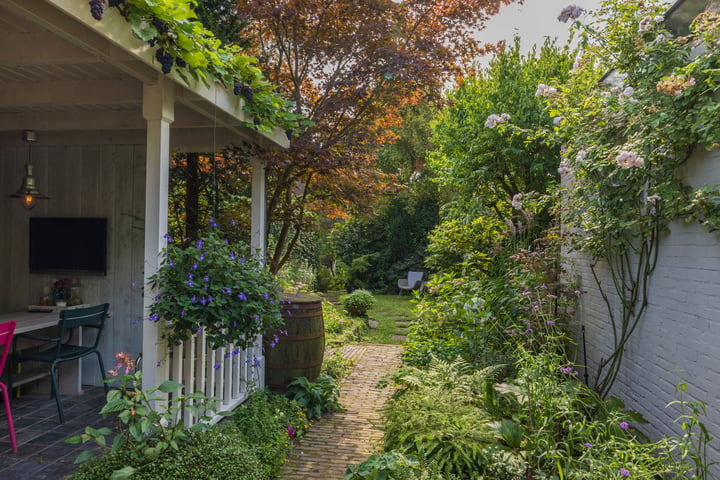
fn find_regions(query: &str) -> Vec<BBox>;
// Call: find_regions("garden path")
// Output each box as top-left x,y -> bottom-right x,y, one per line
279,343 -> 403,479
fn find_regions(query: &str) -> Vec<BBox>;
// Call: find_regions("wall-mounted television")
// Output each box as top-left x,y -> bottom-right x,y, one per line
29,217 -> 108,275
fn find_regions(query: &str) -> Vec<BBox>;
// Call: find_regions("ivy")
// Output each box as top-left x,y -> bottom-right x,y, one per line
89,0 -> 302,132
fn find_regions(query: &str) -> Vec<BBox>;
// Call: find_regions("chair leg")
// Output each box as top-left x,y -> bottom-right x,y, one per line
0,383 -> 17,453
95,351 -> 110,395
50,362 -> 64,423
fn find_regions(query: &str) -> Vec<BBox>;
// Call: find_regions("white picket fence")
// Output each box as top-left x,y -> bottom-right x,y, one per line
164,332 -> 264,426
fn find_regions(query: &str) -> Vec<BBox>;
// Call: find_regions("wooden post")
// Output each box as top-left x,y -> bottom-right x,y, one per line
141,78 -> 174,392
250,158 -> 267,259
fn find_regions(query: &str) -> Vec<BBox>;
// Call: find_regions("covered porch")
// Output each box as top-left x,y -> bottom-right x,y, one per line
0,0 -> 287,432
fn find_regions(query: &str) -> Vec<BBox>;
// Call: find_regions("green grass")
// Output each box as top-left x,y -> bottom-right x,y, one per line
320,291 -> 416,345
365,294 -> 415,344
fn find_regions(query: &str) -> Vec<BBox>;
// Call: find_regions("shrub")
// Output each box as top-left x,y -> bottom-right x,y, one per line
342,289 -> 376,316
324,299 -> 367,346
70,427 -> 263,480
286,373 -> 343,420
232,389 -> 309,478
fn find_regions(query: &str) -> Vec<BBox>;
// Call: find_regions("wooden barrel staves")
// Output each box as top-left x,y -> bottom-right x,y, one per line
265,293 -> 325,392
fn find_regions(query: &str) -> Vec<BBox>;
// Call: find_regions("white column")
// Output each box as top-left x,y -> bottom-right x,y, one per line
250,158 -> 267,259
141,78 -> 174,391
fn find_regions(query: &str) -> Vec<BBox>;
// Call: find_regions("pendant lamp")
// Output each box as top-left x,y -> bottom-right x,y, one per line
8,130 -> 49,210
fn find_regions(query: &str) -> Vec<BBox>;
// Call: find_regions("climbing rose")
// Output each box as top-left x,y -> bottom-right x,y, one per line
616,150 -> 644,169
558,5 -> 584,23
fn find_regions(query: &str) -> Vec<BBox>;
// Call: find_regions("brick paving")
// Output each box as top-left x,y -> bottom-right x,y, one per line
280,343 -> 403,480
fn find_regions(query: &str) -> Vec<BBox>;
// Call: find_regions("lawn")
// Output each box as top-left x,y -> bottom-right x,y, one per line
321,291 -> 416,345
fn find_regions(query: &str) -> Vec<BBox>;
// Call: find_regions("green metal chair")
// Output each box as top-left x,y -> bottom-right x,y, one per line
11,303 -> 110,423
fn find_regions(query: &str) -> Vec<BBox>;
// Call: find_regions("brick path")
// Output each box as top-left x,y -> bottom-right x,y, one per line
280,343 -> 403,479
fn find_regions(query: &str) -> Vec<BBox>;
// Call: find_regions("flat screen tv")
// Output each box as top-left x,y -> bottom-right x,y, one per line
29,217 -> 108,275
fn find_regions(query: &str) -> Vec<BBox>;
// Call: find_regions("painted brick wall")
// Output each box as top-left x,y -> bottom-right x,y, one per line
566,146 -> 720,470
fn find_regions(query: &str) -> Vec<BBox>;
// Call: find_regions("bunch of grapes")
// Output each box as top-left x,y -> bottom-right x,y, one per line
155,49 -> 174,74
233,83 -> 254,103
285,129 -> 293,141
88,0 -> 105,20
151,16 -> 168,34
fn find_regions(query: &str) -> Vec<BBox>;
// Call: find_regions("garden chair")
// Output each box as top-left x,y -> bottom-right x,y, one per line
398,271 -> 423,296
11,303 -> 110,423
0,320 -> 17,452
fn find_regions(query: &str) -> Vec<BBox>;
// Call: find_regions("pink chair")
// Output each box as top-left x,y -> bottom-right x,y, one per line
0,320 -> 17,453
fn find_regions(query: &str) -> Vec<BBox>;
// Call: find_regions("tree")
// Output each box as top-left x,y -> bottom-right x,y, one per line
427,37 -> 574,272
234,0 -> 516,273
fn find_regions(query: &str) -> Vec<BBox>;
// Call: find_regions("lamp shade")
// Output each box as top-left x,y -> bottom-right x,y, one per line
8,130 -> 49,210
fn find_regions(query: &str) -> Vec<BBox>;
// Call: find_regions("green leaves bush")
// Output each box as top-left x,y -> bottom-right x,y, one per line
231,389 -> 310,478
286,373 -> 343,420
342,289 -> 377,317
148,228 -> 283,349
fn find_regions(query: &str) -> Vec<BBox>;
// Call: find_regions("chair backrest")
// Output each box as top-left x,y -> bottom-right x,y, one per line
58,303 -> 110,351
408,271 -> 423,288
0,320 -> 16,377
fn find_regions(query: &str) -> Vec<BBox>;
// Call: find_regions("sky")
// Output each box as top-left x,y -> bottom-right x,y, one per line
477,0 -> 605,65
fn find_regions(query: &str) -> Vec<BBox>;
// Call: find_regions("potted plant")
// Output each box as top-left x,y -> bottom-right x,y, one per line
148,226 -> 284,349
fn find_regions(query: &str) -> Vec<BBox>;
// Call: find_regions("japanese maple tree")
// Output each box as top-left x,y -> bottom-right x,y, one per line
236,0 -> 516,272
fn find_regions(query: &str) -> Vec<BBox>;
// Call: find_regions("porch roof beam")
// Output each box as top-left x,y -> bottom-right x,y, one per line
0,79 -> 142,108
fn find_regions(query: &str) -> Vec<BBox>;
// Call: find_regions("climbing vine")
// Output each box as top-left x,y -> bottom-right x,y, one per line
87,0 -> 304,132
543,0 -> 720,397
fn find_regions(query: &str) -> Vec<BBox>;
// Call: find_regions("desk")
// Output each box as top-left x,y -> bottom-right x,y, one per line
0,310 -> 83,394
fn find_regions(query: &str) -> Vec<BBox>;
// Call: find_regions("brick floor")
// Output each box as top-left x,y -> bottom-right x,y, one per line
280,343 -> 403,480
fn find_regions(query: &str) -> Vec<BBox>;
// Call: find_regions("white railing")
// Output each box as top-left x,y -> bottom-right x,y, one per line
164,332 -> 264,426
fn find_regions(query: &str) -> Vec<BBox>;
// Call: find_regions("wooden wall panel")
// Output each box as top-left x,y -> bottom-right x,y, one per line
0,143 -> 145,386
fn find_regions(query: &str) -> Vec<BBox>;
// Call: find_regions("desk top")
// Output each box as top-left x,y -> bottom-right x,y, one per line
0,310 -> 60,334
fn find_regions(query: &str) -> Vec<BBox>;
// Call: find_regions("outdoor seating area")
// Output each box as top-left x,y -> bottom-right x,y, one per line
397,271 -> 424,295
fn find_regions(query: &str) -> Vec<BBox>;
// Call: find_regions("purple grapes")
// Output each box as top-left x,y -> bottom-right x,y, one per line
155,49 -> 174,74
89,0 -> 105,20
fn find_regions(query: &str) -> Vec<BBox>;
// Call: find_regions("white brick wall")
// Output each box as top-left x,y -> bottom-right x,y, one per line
567,146 -> 720,472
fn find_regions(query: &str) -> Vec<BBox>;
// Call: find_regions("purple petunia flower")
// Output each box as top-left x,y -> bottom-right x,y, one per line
149,313 -> 160,322
241,257 -> 247,264
231,219 -> 236,227
196,239 -> 203,249
230,252 -> 236,260
181,310 -> 186,318
200,297 -> 207,306
620,421 -> 629,429
525,328 -> 533,334
163,233 -> 173,242
192,263 -> 198,270
204,275 -> 210,282
213,363 -> 220,371
199,253 -> 205,261
168,260 -> 174,267
196,327 -> 203,334
264,292 -> 269,299
191,295 -> 197,303
187,280 -> 194,287
619,468 -> 630,477
547,320 -> 555,326
237,292 -> 247,301
584,442 -> 592,448
560,366 -> 574,374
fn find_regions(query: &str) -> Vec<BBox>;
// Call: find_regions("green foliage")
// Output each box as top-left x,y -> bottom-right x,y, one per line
323,299 -> 367,347
231,388 -> 310,478
333,182 -> 441,293
67,362 -> 232,479
430,36 -> 573,225
344,451 -> 419,480
383,357 -> 499,477
345,254 -> 380,290
342,289 -> 377,317
148,228 -> 283,349
322,350 -> 357,382
286,373 -> 343,420
91,0 -> 301,131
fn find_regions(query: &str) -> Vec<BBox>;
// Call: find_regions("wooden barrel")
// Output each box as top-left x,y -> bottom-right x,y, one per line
265,293 -> 325,392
